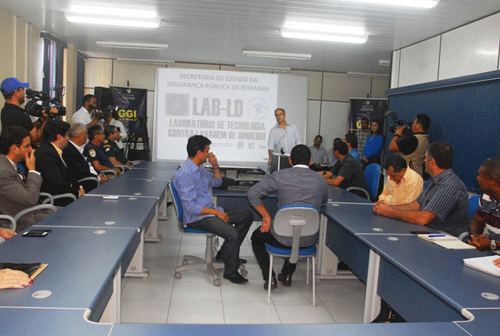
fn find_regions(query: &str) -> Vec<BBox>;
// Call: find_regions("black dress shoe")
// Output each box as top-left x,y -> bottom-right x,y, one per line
223,272 -> 248,284
277,273 -> 292,286
263,276 -> 278,290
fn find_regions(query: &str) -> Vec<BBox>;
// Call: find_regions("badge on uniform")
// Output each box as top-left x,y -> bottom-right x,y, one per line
89,149 -> 96,157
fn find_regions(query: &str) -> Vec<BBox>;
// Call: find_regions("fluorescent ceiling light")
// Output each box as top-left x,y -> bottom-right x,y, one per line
69,5 -> 157,19
66,16 -> 160,29
235,65 -> 291,72
242,50 -> 311,60
117,58 -> 175,65
347,72 -> 389,78
280,30 -> 367,44
344,0 -> 438,8
97,41 -> 168,50
283,21 -> 366,35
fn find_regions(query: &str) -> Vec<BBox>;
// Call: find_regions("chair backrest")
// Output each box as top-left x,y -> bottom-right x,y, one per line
364,163 -> 381,201
273,205 -> 320,263
469,194 -> 481,218
168,181 -> 185,231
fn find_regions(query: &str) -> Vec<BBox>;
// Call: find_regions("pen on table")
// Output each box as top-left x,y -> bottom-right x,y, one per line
427,234 -> 446,237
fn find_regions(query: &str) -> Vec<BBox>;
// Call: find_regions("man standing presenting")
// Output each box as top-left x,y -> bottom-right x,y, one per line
174,135 -> 253,284
378,155 -> 423,205
72,94 -> 101,128
0,77 -> 50,146
389,114 -> 431,176
374,142 -> 469,237
249,145 -> 328,289
468,158 -> 500,251
0,126 -> 43,231
267,108 -> 301,165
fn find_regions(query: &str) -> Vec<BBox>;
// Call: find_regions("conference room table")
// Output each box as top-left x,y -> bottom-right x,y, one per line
87,170 -> 175,242
33,195 -> 158,278
2,162 -> 500,335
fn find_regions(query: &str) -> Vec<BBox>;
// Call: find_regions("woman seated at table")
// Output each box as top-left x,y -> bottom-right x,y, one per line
362,119 -> 385,167
0,269 -> 32,289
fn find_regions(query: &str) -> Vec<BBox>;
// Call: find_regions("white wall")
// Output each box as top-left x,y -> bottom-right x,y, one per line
391,12 -> 500,88
83,60 -> 389,156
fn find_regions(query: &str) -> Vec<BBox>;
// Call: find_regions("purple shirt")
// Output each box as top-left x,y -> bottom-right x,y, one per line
173,158 -> 222,224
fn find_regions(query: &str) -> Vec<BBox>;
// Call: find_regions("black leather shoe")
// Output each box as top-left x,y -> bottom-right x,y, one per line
215,254 -> 247,264
223,272 -> 248,284
263,276 -> 278,290
278,273 -> 292,286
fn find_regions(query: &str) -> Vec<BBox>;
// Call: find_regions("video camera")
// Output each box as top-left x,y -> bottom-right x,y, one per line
386,111 -> 412,135
92,105 -> 118,121
25,87 -> 66,117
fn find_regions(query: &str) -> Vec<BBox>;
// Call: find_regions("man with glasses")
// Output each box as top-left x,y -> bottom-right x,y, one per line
84,125 -> 121,176
267,108 -> 302,165
468,158 -> 500,251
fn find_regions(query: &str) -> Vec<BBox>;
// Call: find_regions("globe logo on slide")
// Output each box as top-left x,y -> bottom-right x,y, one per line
166,94 -> 189,115
248,98 -> 268,120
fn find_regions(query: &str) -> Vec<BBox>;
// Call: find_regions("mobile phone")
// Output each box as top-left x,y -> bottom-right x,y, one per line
411,230 -> 431,235
22,229 -> 52,237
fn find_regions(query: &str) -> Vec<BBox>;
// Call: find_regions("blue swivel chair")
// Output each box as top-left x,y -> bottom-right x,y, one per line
347,163 -> 381,201
459,195 -> 482,242
169,181 -> 246,286
265,205 -> 319,306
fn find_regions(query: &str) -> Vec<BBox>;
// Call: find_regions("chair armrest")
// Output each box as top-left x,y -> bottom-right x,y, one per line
78,176 -> 100,189
101,169 -> 118,177
0,215 -> 16,231
458,231 -> 470,243
52,193 -> 77,203
115,165 -> 126,173
346,187 -> 370,200
39,192 -> 54,204
13,204 -> 58,231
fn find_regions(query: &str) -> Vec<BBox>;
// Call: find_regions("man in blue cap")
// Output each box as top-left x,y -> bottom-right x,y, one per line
0,77 -> 50,146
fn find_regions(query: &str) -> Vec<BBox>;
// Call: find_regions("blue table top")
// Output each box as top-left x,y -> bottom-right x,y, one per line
88,175 -> 168,199
132,161 -> 180,170
123,167 -> 177,181
36,196 -> 157,231
323,202 -> 440,235
0,227 -> 138,310
358,234 -> 500,311
0,308 -> 112,335
456,308 -> 500,335
110,322 -> 468,335
326,186 -> 373,204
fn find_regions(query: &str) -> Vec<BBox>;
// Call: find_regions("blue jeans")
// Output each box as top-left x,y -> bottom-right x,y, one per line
187,208 -> 253,275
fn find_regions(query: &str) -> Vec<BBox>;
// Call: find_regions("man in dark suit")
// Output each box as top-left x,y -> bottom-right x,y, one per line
0,126 -> 44,231
63,123 -> 106,192
35,120 -> 83,206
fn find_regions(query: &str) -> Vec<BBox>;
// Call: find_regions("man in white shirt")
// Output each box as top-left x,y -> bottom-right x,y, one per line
72,94 -> 101,127
267,108 -> 301,165
378,155 -> 423,205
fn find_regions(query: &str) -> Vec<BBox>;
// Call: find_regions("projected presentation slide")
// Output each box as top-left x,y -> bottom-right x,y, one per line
155,68 -> 307,165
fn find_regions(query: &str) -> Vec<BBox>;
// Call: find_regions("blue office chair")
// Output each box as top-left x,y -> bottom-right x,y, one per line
458,195 -> 482,242
169,181 -> 246,286
265,205 -> 319,306
347,163 -> 381,201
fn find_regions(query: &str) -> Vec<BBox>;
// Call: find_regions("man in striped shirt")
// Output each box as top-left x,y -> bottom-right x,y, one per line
374,142 -> 469,237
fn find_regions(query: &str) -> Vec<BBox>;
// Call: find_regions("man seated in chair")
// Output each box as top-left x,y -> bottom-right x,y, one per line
84,125 -> 122,176
248,144 -> 328,289
173,135 -> 253,284
378,155 -> 423,205
320,141 -> 367,191
468,158 -> 500,251
0,126 -> 45,231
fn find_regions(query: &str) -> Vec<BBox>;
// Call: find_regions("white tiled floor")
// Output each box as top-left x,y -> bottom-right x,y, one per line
120,215 -> 365,325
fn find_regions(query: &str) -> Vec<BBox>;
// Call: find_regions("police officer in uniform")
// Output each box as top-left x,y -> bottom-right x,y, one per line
84,125 -> 121,176
103,125 -> 133,167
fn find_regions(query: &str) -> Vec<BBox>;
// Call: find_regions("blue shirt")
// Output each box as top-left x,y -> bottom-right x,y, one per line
362,134 -> 384,159
173,158 -> 223,224
349,149 -> 361,162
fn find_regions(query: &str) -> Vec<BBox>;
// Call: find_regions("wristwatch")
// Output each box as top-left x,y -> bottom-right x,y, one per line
491,240 -> 496,250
